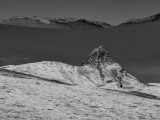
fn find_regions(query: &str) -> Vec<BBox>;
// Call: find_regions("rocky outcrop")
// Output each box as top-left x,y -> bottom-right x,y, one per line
78,45 -> 144,89
0,46 -> 144,90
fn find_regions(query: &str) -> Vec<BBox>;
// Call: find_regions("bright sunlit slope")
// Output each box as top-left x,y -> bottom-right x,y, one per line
0,46 -> 160,120
0,61 -> 160,119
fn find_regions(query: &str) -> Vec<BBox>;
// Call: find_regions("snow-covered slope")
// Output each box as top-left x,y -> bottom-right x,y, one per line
0,65 -> 160,120
141,83 -> 160,98
0,61 -> 96,87
0,46 -> 160,119
2,60 -> 160,97
0,61 -> 141,89
0,46 -> 144,91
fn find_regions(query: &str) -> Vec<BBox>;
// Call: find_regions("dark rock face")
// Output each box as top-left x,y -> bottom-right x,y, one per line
82,46 -> 123,87
87,45 -> 113,65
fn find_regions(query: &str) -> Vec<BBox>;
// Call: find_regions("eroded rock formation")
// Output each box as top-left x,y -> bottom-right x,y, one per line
0,45 -> 144,90
79,45 -> 143,89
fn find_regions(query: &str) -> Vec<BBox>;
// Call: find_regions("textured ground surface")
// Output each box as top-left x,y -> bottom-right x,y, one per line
0,62 -> 160,120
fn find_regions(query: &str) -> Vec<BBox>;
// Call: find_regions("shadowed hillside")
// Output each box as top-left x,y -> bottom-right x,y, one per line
0,15 -> 160,83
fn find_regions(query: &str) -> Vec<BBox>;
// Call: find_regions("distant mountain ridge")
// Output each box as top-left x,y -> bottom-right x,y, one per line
121,12 -> 160,25
0,16 -> 112,30
1,12 -> 160,29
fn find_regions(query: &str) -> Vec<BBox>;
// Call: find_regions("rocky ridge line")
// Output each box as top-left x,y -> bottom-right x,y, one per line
0,16 -> 112,29
121,12 -> 160,25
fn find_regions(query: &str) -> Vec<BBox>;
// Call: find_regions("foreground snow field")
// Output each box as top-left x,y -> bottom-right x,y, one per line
0,61 -> 160,120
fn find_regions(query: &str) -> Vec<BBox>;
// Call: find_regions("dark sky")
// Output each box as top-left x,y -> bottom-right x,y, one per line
0,0 -> 160,25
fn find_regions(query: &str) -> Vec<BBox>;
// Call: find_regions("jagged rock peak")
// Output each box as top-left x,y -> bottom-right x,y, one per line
80,45 -> 144,89
87,45 -> 113,65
